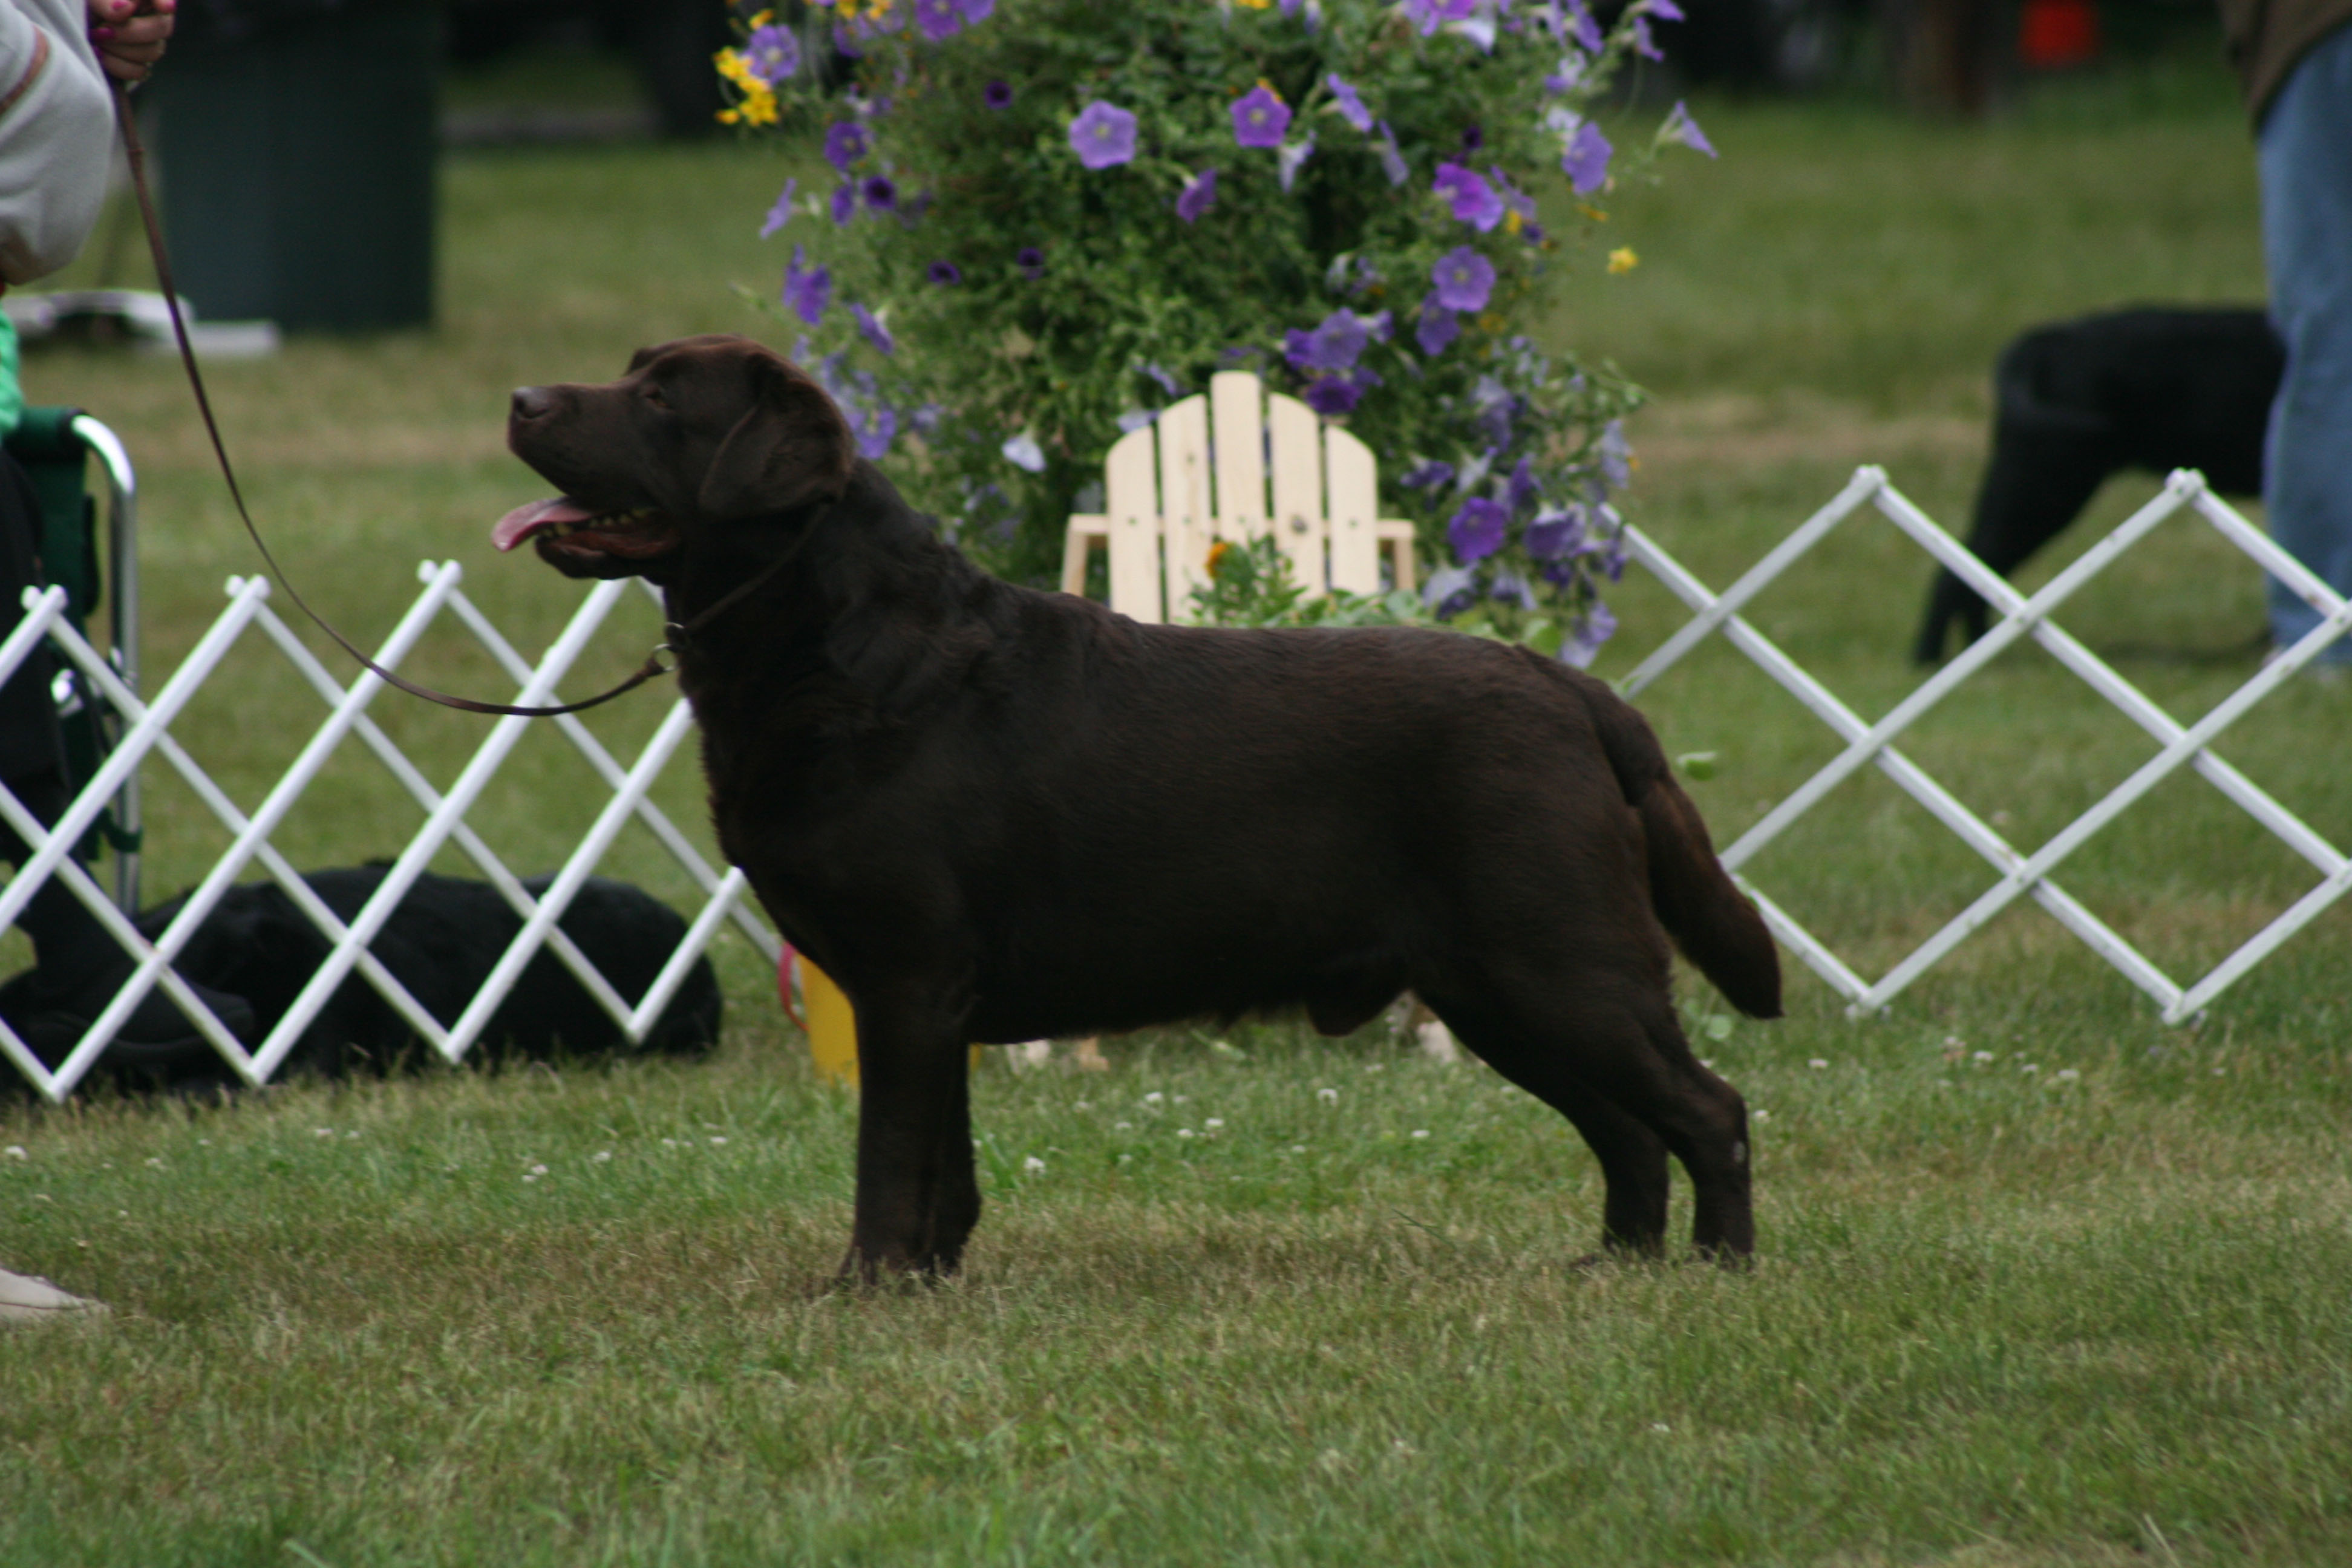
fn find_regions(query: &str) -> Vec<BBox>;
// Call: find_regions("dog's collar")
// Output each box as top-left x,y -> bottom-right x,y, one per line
661,518 -> 820,659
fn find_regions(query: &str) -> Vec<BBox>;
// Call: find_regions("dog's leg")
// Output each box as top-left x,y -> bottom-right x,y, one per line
1423,995 -> 1671,1256
1431,981 -> 1752,1263
1919,424 -> 2121,663
843,993 -> 981,1281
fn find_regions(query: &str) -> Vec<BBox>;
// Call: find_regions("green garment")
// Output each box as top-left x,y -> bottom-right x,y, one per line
0,312 -> 20,438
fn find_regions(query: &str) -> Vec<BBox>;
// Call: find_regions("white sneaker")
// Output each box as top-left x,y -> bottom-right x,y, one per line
0,1266 -> 106,1324
1414,1018 -> 1464,1065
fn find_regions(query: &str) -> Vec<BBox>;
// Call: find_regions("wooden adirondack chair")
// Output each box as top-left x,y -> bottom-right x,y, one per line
1062,371 -> 1419,622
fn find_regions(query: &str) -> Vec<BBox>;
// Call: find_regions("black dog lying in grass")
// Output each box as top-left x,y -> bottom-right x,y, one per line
1914,306 -> 2281,664
2,867 -> 721,1094
497,335 -> 1782,1277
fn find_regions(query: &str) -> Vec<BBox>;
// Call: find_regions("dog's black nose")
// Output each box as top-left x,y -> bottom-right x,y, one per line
511,386 -> 554,422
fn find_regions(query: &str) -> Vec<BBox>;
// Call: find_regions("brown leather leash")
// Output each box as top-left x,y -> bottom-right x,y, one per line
109,80 -> 686,718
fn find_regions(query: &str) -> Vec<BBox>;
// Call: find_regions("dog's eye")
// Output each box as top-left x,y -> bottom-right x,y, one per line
643,384 -> 671,410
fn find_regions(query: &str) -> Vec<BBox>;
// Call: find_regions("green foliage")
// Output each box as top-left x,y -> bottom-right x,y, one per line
1186,532 -> 1425,628
731,0 -> 1704,658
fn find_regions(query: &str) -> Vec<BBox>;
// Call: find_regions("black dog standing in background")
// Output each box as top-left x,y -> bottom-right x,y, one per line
1913,307 -> 2283,664
497,335 -> 1782,1279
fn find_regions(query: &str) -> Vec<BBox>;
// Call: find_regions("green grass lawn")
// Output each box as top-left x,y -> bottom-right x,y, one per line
4,39 -> 2349,1567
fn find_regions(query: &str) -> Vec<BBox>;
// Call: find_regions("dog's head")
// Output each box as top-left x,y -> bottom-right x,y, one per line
495,335 -> 857,581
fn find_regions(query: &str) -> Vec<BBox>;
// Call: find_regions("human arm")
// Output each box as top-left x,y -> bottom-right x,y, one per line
0,0 -> 114,287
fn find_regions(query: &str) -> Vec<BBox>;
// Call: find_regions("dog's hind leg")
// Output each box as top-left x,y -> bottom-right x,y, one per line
1429,977 -> 1753,1262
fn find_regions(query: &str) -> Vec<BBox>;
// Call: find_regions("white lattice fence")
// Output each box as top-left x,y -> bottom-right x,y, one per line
1620,465 -> 2352,1024
0,564 -> 779,1103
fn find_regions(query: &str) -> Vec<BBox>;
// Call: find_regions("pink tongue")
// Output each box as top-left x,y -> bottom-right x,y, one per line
492,497 -> 595,552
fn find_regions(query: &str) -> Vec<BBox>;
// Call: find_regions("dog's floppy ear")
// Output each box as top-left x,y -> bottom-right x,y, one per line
697,358 -> 858,520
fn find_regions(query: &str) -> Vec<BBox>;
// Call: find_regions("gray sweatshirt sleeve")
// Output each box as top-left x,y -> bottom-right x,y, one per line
0,0 -> 115,286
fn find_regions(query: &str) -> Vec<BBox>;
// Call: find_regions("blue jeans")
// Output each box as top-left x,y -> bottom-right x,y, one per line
2259,22 -> 2352,663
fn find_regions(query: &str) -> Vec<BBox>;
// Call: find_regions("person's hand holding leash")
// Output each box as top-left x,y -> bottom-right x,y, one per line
85,0 -> 166,82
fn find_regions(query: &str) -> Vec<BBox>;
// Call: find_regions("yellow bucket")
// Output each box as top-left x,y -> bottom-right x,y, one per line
788,953 -> 979,1085
797,955 -> 861,1086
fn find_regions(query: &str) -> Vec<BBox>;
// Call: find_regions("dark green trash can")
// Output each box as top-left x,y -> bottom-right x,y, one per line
152,2 -> 439,332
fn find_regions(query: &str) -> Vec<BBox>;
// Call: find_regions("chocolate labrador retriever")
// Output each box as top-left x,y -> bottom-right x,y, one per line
497,335 -> 1782,1276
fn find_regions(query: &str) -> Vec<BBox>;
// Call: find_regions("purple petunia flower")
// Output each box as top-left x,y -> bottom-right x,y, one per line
1284,309 -> 1371,374
857,405 -> 898,461
913,0 -> 962,42
1431,247 -> 1496,313
1416,300 -> 1460,356
1433,162 -> 1505,231
1595,526 -> 1626,581
1069,100 -> 1138,169
744,24 -> 800,85
1016,245 -> 1046,278
1489,568 -> 1540,610
1176,168 -> 1219,223
927,260 -> 962,286
1449,497 -> 1509,563
824,122 -> 869,172
1327,74 -> 1373,133
1461,125 -> 1485,152
1277,133 -> 1316,191
760,177 -> 798,239
1400,458 -> 1455,490
1141,362 -> 1183,397
1304,379 -> 1362,417
1375,120 -> 1409,186
957,0 -> 996,19
1563,120 -> 1612,194
862,174 -> 898,211
983,79 -> 1013,109
1423,564 -> 1476,619
1404,0 -> 1477,37
1632,16 -> 1664,59
851,302 -> 895,355
1524,505 -> 1590,560
1563,602 -> 1617,667
1598,421 -> 1631,488
1659,99 -> 1717,157
1650,0 -> 1688,18
1476,391 -> 1517,448
784,246 -> 831,325
1506,457 -> 1541,514
1566,0 -> 1606,52
830,180 -> 857,226
1231,85 -> 1292,149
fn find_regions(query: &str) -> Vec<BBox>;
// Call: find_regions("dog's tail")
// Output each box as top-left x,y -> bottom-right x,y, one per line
1581,677 -> 1783,1019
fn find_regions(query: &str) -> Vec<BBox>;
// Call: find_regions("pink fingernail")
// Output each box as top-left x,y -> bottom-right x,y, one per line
91,24 -> 116,38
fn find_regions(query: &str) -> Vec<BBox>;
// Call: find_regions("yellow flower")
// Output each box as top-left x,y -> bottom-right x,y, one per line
748,8 -> 774,24
1206,540 -> 1233,577
1504,209 -> 1524,236
714,48 -> 778,126
716,49 -> 763,95
1235,0 -> 1275,7
1608,247 -> 1639,275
